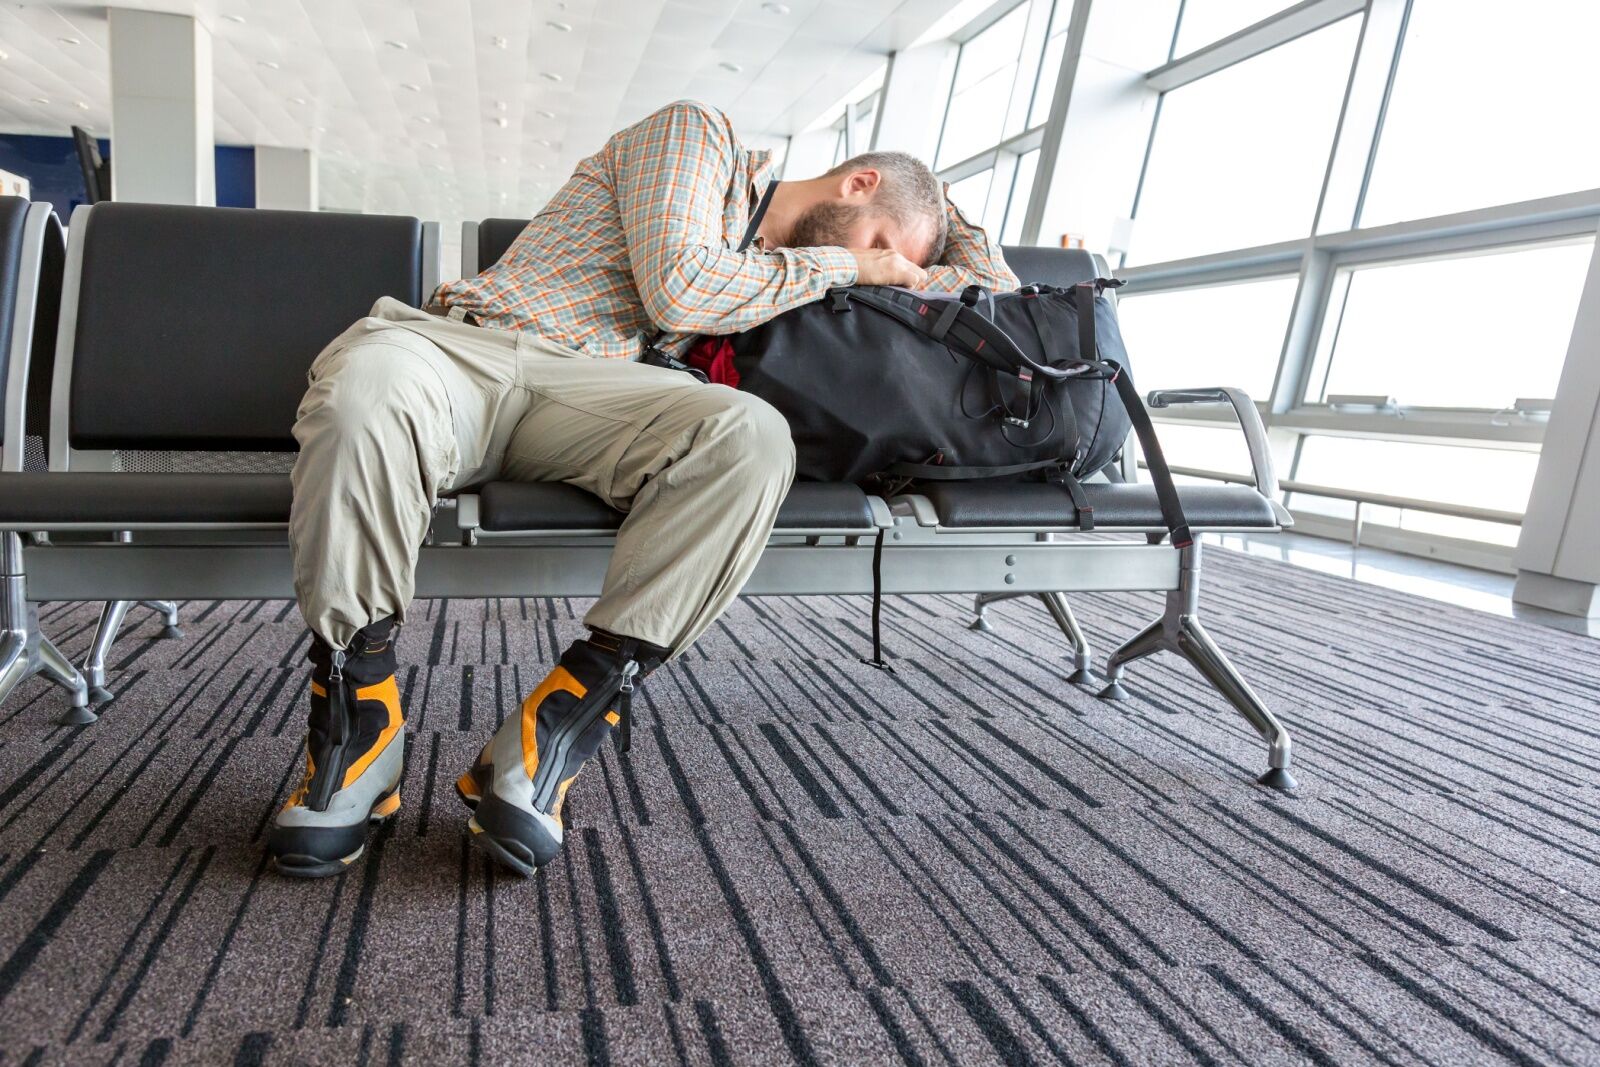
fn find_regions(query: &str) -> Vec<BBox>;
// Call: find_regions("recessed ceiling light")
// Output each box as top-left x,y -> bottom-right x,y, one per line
290,97 -> 307,105
222,14 -> 246,23
491,35 -> 509,49
415,115 -> 434,124
762,1 -> 791,12
31,97 -> 48,104
534,138 -> 554,147
537,163 -> 548,170
494,100 -> 508,111
385,40 -> 409,50
313,125 -> 327,133
539,71 -> 563,82
401,82 -> 422,92
58,36 -> 80,45
718,61 -> 743,73
259,60 -> 280,70
535,108 -> 556,119
494,117 -> 509,128
0,48 -> 9,60
494,154 -> 507,163
74,100 -> 89,110
546,20 -> 572,31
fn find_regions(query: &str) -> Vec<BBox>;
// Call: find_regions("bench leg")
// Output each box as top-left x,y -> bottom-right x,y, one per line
139,599 -> 184,639
1096,542 -> 1296,791
969,591 -> 1025,632
0,532 -> 92,723
84,598 -> 132,704
1038,592 -> 1094,683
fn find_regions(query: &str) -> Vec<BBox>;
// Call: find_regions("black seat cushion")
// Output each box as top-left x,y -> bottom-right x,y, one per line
918,481 -> 1279,529
0,473 -> 292,524
478,480 -> 874,532
68,204 -> 423,453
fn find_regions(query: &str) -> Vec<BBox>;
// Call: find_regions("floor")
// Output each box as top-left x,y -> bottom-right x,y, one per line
1205,530 -> 1599,638
0,545 -> 1597,1065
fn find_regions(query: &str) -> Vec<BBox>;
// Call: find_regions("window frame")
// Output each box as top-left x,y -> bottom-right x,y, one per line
1111,0 -> 1600,560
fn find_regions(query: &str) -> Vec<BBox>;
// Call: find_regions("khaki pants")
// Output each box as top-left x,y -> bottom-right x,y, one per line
289,297 -> 796,654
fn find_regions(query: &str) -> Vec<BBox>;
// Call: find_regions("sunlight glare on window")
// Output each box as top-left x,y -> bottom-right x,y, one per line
1128,17 -> 1359,265
1315,240 -> 1593,410
1360,0 -> 1600,226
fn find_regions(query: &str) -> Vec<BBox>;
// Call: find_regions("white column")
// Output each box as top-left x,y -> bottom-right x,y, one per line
872,42 -> 959,161
108,8 -> 215,206
254,146 -> 318,211
1513,233 -> 1600,618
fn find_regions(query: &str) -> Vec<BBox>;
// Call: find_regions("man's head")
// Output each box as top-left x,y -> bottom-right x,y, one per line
784,151 -> 947,268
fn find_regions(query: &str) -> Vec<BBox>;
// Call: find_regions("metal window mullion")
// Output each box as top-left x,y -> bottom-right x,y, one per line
1019,0 -> 1093,246
1146,0 -> 1367,92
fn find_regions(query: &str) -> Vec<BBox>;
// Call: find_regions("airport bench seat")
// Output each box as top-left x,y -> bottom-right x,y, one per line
916,481 -> 1281,530
475,479 -> 880,533
0,475 -> 882,533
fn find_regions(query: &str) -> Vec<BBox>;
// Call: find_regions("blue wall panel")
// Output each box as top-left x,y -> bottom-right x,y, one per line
0,133 -> 256,215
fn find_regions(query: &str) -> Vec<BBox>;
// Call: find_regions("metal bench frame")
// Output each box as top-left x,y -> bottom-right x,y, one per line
0,209 -> 1299,792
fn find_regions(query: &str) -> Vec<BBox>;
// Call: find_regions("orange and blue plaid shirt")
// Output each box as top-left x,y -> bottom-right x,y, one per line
433,100 -> 1018,360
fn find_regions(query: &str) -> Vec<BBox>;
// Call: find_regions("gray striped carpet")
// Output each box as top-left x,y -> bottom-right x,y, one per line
1,545 -> 1597,1066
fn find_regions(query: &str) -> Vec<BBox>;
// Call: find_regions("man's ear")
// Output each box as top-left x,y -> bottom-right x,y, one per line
839,168 -> 881,201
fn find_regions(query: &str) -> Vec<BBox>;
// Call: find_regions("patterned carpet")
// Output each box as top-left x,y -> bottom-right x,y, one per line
0,546 -> 1597,1066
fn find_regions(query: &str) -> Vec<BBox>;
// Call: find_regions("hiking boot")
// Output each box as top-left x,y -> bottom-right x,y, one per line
457,630 -> 666,876
268,618 -> 405,878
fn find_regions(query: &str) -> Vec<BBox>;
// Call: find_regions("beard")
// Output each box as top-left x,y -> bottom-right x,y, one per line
786,200 -> 867,248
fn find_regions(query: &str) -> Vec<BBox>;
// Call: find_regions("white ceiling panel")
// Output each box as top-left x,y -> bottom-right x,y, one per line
0,0 -> 969,267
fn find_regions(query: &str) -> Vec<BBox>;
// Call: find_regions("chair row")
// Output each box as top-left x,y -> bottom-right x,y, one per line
0,198 -> 1298,791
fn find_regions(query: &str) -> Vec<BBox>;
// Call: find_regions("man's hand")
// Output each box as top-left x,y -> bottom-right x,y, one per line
851,248 -> 928,289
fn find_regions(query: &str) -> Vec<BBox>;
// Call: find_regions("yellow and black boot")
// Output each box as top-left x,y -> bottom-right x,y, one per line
456,630 -> 667,877
268,618 -> 405,878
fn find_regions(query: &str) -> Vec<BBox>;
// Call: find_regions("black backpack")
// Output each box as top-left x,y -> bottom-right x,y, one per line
730,279 -> 1192,546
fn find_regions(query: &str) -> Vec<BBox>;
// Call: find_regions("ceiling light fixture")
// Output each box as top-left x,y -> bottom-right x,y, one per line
546,20 -> 572,31
762,2 -> 791,13
535,108 -> 556,118
74,100 -> 89,110
385,40 -> 409,50
491,35 -> 509,49
416,115 -> 434,123
494,154 -> 507,163
718,61 -> 743,73
259,60 -> 280,70
291,97 -> 307,105
222,14 -> 246,23
494,100 -> 508,111
31,97 -> 48,104
494,117 -> 508,128
539,71 -> 563,82
313,125 -> 327,132
401,82 -> 422,92
58,36 -> 80,45
0,48 -> 9,60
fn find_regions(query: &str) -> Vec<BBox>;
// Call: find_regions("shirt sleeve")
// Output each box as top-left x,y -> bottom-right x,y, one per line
922,193 -> 1021,292
616,101 -> 858,336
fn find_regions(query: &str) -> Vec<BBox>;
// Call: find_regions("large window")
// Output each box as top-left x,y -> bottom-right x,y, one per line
1310,239 -> 1594,410
932,0 -> 1073,241
1172,0 -> 1302,55
1115,276 -> 1298,398
1360,0 -> 1600,226
1129,16 -> 1359,264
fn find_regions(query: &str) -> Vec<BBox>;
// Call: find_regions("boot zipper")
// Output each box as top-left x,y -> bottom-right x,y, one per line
308,649 -> 350,812
530,659 -> 637,813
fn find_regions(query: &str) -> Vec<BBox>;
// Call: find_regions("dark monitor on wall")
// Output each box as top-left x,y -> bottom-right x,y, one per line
71,125 -> 110,204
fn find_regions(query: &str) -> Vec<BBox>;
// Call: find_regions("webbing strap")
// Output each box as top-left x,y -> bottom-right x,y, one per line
1073,283 -> 1191,549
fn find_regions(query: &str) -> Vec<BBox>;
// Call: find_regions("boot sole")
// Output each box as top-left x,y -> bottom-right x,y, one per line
271,791 -> 401,879
466,815 -> 537,878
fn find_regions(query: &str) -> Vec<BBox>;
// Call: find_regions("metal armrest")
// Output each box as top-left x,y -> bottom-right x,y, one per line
1147,387 -> 1292,525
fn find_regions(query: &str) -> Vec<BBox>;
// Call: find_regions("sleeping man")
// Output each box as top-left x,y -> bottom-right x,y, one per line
269,99 -> 1017,878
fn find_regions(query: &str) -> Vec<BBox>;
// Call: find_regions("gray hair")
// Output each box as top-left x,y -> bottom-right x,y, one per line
825,150 -> 947,267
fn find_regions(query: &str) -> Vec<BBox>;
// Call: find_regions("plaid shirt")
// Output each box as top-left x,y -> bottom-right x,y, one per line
433,100 -> 1018,360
